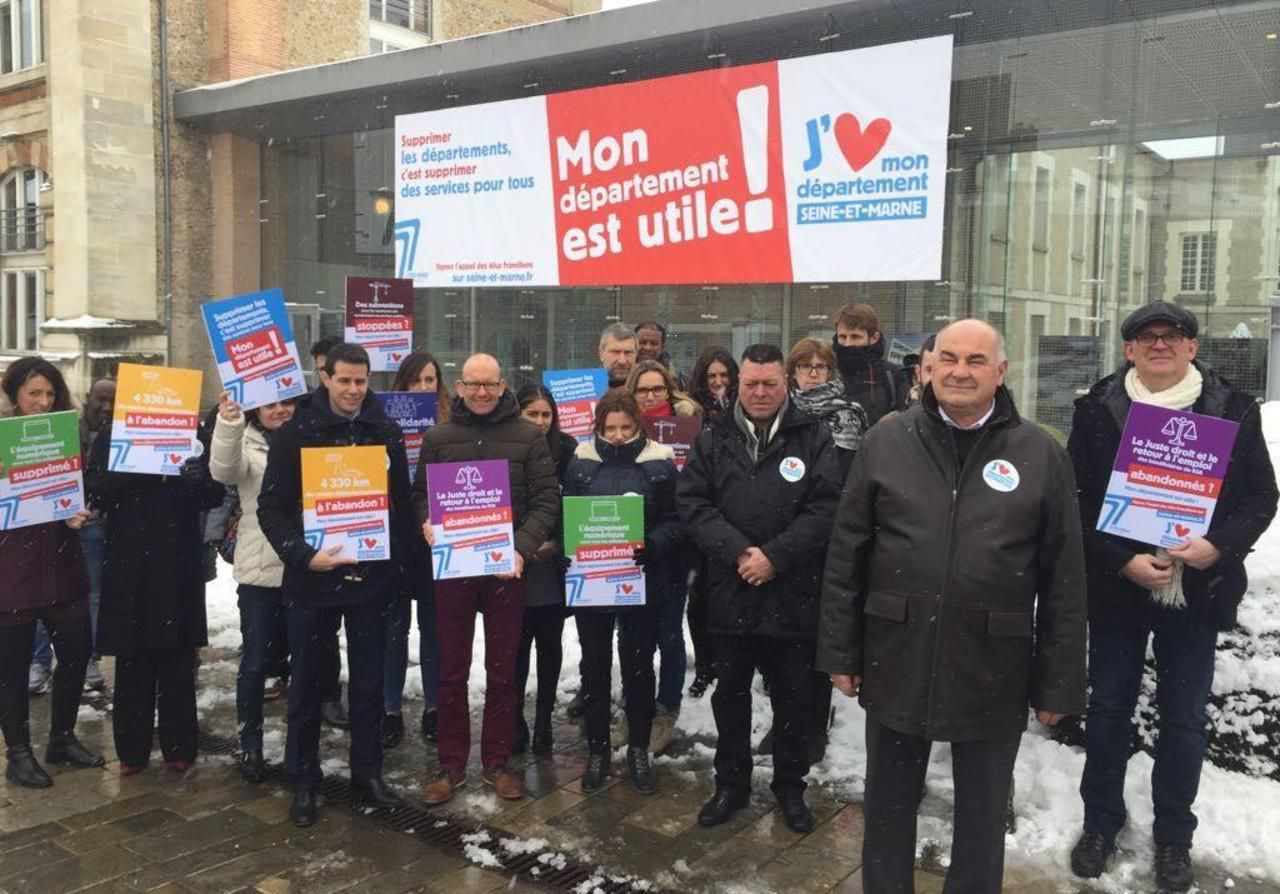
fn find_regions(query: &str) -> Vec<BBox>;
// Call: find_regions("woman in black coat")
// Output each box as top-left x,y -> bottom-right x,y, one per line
87,410 -> 225,774
562,389 -> 682,795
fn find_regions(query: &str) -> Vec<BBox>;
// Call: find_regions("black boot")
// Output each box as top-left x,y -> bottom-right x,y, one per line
421,709 -> 438,742
697,787 -> 749,827
582,750 -> 610,793
380,713 -> 404,749
1069,830 -> 1114,879
45,732 -> 105,768
531,707 -> 553,756
1154,844 -> 1193,893
5,744 -> 52,788
776,788 -> 814,833
626,746 -> 655,795
320,699 -> 350,730
565,691 -> 586,719
238,750 -> 266,783
290,788 -> 317,827
688,671 -> 715,698
514,712 -> 530,754
352,776 -> 404,811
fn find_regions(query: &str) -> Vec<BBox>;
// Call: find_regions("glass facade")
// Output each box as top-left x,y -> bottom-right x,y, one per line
257,1 -> 1280,429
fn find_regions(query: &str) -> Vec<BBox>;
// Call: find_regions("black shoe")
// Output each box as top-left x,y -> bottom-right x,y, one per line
290,788 -> 317,827
776,788 -> 814,834
380,713 -> 404,749
688,673 -> 714,699
1154,843 -> 1193,892
45,732 -> 105,768
320,699 -> 350,731
531,715 -> 553,756
581,750 -> 610,793
1069,830 -> 1114,879
626,746 -> 655,794
697,787 -> 749,827
238,750 -> 265,783
5,744 -> 52,788
351,776 -> 404,811
565,691 -> 586,719
514,714 -> 530,754
421,709 -> 438,742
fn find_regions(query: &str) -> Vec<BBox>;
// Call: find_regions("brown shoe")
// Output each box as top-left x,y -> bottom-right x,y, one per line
422,769 -> 464,805
481,766 -> 525,800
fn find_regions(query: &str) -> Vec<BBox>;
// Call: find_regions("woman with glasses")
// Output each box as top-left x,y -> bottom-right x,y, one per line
786,338 -> 868,480
624,360 -> 702,421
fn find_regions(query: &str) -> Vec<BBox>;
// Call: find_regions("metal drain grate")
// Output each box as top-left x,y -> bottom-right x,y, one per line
198,730 -> 664,893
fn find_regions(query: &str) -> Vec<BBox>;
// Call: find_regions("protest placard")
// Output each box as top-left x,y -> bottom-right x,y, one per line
109,364 -> 202,476
345,277 -> 414,372
562,494 -> 645,607
202,289 -> 307,410
301,445 -> 390,561
426,459 -> 516,579
0,410 -> 84,530
542,368 -> 608,442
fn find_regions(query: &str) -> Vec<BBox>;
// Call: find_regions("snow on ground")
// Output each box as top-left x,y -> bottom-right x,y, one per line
202,402 -> 1280,888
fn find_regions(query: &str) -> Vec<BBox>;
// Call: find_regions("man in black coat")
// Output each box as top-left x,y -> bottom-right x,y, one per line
831,302 -> 908,425
678,343 -> 841,834
258,343 -> 417,827
817,319 -> 1087,894
1067,302 -> 1277,893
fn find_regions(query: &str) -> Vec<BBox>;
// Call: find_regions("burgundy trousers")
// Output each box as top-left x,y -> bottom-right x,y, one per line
434,576 -> 526,774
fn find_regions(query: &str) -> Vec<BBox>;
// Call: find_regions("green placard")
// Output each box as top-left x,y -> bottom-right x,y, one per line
0,410 -> 85,531
562,494 -> 644,559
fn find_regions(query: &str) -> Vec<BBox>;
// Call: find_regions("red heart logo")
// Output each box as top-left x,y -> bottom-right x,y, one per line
169,454 -> 182,464
364,537 -> 377,548
281,377 -> 294,387
391,353 -> 403,362
834,113 -> 892,172
59,498 -> 71,508
621,584 -> 634,594
489,551 -> 504,563
1174,524 -> 1191,537
997,463 -> 1011,475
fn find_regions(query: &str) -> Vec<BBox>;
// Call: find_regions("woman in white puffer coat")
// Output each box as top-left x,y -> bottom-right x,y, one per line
209,391 -> 298,783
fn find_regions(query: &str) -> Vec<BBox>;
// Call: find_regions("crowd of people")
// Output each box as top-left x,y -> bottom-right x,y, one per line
0,299 -> 1274,894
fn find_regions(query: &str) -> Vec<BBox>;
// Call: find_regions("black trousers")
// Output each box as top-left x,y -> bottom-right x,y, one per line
712,633 -> 812,794
862,714 -> 1021,894
113,648 -> 198,767
687,566 -> 715,680
516,605 -> 565,722
578,608 -> 659,752
0,614 -> 91,747
286,598 -> 386,789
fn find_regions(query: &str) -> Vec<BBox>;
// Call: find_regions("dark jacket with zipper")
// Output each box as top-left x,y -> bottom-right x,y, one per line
1067,361 -> 1277,632
257,387 -> 418,609
816,386 -> 1087,741
677,400 -> 841,640
411,391 -> 560,562
563,434 -> 683,612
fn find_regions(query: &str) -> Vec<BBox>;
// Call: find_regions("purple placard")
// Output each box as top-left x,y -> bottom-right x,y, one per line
425,459 -> 516,580
1097,402 -> 1239,548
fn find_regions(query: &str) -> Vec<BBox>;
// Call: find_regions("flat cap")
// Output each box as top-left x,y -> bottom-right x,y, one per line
1121,301 -> 1198,341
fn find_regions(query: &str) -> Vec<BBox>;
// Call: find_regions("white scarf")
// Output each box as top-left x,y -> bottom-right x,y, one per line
1123,365 -> 1203,609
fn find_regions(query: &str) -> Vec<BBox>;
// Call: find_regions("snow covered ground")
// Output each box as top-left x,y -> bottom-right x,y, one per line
201,401 -> 1280,890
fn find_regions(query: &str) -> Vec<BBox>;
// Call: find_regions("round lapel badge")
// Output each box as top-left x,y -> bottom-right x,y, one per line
982,459 -> 1019,492
779,456 -> 806,483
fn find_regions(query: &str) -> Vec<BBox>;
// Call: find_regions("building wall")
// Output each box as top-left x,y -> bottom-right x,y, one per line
437,0 -> 599,41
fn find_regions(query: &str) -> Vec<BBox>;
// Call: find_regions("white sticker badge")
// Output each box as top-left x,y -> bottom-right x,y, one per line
779,456 -> 806,483
982,459 -> 1019,493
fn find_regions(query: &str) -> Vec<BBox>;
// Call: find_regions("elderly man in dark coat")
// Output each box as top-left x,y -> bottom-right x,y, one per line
817,319 -> 1087,894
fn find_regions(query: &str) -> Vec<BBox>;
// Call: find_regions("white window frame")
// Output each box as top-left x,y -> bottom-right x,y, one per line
0,165 -> 42,252
0,0 -> 42,75
369,0 -> 429,35
1180,232 -> 1216,294
0,266 -> 43,351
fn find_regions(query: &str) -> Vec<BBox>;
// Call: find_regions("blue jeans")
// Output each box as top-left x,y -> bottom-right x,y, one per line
656,587 -> 688,713
383,596 -> 412,714
236,584 -> 285,752
418,596 -> 440,711
1080,606 -> 1218,848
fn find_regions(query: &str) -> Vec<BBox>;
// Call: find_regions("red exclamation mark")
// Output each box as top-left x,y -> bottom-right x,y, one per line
736,85 -> 773,234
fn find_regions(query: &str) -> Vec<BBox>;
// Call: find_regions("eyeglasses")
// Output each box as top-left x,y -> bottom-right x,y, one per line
459,381 -> 503,393
1134,331 -> 1186,347
796,363 -> 829,375
634,385 -> 669,398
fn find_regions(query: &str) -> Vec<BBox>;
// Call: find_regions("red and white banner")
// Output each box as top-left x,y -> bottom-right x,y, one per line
394,36 -> 952,286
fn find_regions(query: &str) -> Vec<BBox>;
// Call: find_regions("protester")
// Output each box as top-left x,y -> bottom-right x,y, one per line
831,303 -> 907,425
0,359 -> 102,787
906,334 -> 937,407
688,347 -> 738,428
679,344 -> 841,833
786,337 -> 868,479
383,352 -> 445,747
258,343 -> 415,826
87,371 -> 226,778
209,389 -> 299,782
1067,302 -> 1278,892
817,319 -> 1086,893
79,377 -> 115,692
634,321 -> 685,389
413,353 -> 559,804
564,389 -> 681,793
513,384 -> 575,756
599,322 -> 639,387
625,360 -> 701,420
310,336 -> 343,386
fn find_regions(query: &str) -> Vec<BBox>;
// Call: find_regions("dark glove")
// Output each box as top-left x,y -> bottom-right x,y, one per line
632,545 -> 648,568
179,457 -> 206,488
556,554 -> 573,573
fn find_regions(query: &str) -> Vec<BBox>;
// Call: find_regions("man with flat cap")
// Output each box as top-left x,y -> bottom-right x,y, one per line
1067,301 -> 1277,892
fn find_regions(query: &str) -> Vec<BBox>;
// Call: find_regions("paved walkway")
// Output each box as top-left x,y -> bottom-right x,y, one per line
0,644 -> 1273,893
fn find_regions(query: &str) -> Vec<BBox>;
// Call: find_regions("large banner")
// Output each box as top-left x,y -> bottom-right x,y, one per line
0,411 -> 84,530
394,36 -> 952,286
202,289 -> 307,410
426,459 -> 516,580
1096,403 -> 1239,548
345,277 -> 414,372
109,364 -> 203,476
301,445 -> 390,561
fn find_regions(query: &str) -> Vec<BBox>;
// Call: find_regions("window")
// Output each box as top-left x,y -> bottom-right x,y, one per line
1180,232 -> 1216,293
0,266 -> 41,350
0,167 -> 43,252
1071,183 -> 1087,258
369,0 -> 429,35
0,0 -> 40,74
1032,166 -> 1050,250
